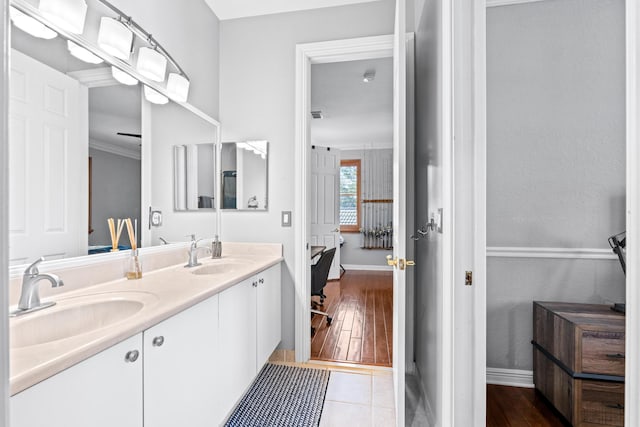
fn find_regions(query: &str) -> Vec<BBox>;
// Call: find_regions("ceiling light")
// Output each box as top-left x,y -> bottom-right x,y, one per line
144,86 -> 169,105
111,66 -> 138,86
363,70 -> 376,83
137,47 -> 167,82
67,40 -> 103,64
166,73 -> 190,102
10,7 -> 58,40
98,17 -> 133,60
39,0 -> 87,34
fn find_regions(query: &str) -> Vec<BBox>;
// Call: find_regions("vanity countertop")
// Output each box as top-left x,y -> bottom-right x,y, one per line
9,243 -> 283,396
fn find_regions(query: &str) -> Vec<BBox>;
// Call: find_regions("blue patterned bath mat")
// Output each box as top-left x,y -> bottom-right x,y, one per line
225,363 -> 330,427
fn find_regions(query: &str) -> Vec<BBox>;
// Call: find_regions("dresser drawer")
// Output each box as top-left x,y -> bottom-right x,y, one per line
579,380 -> 624,426
581,331 -> 625,376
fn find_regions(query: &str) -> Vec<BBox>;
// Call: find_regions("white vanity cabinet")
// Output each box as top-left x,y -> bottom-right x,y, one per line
10,334 -> 143,427
218,263 -> 282,418
143,295 -> 220,427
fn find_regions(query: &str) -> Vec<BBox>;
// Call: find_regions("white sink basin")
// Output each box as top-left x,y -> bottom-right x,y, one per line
192,261 -> 246,276
10,292 -> 157,348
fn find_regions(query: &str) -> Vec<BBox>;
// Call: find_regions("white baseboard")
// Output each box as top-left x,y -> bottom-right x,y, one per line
486,368 -> 534,388
341,264 -> 393,271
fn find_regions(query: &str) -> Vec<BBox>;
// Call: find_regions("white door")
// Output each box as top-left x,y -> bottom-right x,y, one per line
9,49 -> 87,265
310,145 -> 341,279
392,1 -> 408,425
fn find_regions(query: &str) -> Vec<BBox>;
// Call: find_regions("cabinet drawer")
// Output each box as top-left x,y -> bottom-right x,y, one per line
579,380 -> 624,426
582,331 -> 625,376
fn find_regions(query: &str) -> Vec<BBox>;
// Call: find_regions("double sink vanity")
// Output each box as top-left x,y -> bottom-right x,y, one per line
8,242 -> 283,427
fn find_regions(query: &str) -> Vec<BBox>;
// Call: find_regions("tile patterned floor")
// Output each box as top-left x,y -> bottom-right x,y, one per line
320,370 -> 396,427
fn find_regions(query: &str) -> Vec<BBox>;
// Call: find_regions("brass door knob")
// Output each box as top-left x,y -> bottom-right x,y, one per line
386,255 -> 398,267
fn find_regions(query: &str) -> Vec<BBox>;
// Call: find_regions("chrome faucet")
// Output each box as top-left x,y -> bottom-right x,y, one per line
11,257 -> 64,317
184,235 -> 210,268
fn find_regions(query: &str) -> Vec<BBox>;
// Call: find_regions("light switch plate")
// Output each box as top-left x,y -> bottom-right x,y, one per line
282,211 -> 292,227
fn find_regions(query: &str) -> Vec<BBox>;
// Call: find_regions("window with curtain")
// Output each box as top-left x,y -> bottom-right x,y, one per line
340,159 -> 360,232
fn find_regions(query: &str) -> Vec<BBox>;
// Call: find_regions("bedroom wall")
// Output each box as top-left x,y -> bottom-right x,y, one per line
486,0 -> 626,374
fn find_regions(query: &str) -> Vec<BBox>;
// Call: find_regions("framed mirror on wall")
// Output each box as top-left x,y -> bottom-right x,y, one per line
220,141 -> 269,211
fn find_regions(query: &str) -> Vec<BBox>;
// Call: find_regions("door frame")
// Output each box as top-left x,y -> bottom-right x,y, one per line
626,1 -> 640,425
294,35 -> 394,363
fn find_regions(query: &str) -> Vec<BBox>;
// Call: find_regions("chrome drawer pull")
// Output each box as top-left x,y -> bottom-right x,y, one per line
605,353 -> 625,359
606,403 -> 624,410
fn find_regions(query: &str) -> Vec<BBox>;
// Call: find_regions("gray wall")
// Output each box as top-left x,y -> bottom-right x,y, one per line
110,0 -> 220,119
88,148 -> 141,247
413,0 -> 444,422
219,1 -> 395,350
487,0 -> 626,371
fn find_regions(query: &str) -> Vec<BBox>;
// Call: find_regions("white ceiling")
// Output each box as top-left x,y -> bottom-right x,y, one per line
89,84 -> 142,155
204,0 -> 383,20
311,57 -> 393,150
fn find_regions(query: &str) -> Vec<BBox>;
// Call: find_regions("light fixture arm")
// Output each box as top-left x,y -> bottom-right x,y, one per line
98,0 -> 188,80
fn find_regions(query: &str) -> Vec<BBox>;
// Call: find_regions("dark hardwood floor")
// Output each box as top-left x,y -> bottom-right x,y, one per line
487,385 -> 568,426
310,270 -> 393,367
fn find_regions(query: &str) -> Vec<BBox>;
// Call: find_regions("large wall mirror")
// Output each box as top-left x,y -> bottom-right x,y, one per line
8,2 -> 219,266
220,141 -> 269,211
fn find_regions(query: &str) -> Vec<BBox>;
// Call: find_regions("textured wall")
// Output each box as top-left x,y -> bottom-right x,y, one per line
219,1 -> 395,350
487,0 -> 626,372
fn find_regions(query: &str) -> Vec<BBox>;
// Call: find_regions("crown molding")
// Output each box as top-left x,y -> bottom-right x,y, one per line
487,0 -> 547,7
89,139 -> 141,160
67,68 -> 118,88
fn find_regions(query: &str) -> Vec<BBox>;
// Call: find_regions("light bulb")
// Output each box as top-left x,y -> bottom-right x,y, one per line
111,66 -> 138,86
67,40 -> 103,64
39,0 -> 87,35
98,17 -> 133,61
137,47 -> 167,82
166,73 -> 190,102
10,7 -> 58,39
144,86 -> 169,105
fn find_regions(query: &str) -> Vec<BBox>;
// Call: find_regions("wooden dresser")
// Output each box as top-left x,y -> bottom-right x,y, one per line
532,302 -> 625,426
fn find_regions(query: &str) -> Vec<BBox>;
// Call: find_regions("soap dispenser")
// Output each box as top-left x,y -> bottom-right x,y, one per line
212,235 -> 222,259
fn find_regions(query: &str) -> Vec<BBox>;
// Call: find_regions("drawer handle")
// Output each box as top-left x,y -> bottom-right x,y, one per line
259,278 -> 264,284
125,350 -> 139,363
152,336 -> 165,347
606,403 -> 624,410
606,353 -> 625,359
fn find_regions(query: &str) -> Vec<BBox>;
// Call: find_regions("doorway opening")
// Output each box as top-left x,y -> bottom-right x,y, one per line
306,55 -> 394,367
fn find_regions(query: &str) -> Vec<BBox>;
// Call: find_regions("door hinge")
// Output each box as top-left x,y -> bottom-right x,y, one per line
465,271 -> 473,286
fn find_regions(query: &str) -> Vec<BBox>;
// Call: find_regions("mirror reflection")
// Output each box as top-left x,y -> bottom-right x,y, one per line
221,141 -> 268,211
173,143 -> 216,211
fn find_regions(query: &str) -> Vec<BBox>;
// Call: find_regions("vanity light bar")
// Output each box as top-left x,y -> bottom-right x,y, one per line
10,0 -> 190,103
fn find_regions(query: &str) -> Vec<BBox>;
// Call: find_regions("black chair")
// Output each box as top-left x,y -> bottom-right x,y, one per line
311,247 -> 336,326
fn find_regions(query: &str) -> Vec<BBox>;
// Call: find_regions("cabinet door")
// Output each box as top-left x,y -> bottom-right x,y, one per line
11,334 -> 143,427
144,295 -> 220,427
218,277 -> 257,418
256,263 -> 282,369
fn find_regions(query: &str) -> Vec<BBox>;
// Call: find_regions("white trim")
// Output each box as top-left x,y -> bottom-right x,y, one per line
89,139 -> 141,160
486,368 -> 534,388
294,35 -> 395,365
472,0 -> 488,423
626,0 -> 640,425
487,246 -> 617,260
486,0 -> 547,7
1,0 -> 9,423
67,68 -> 117,88
341,264 -> 393,271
